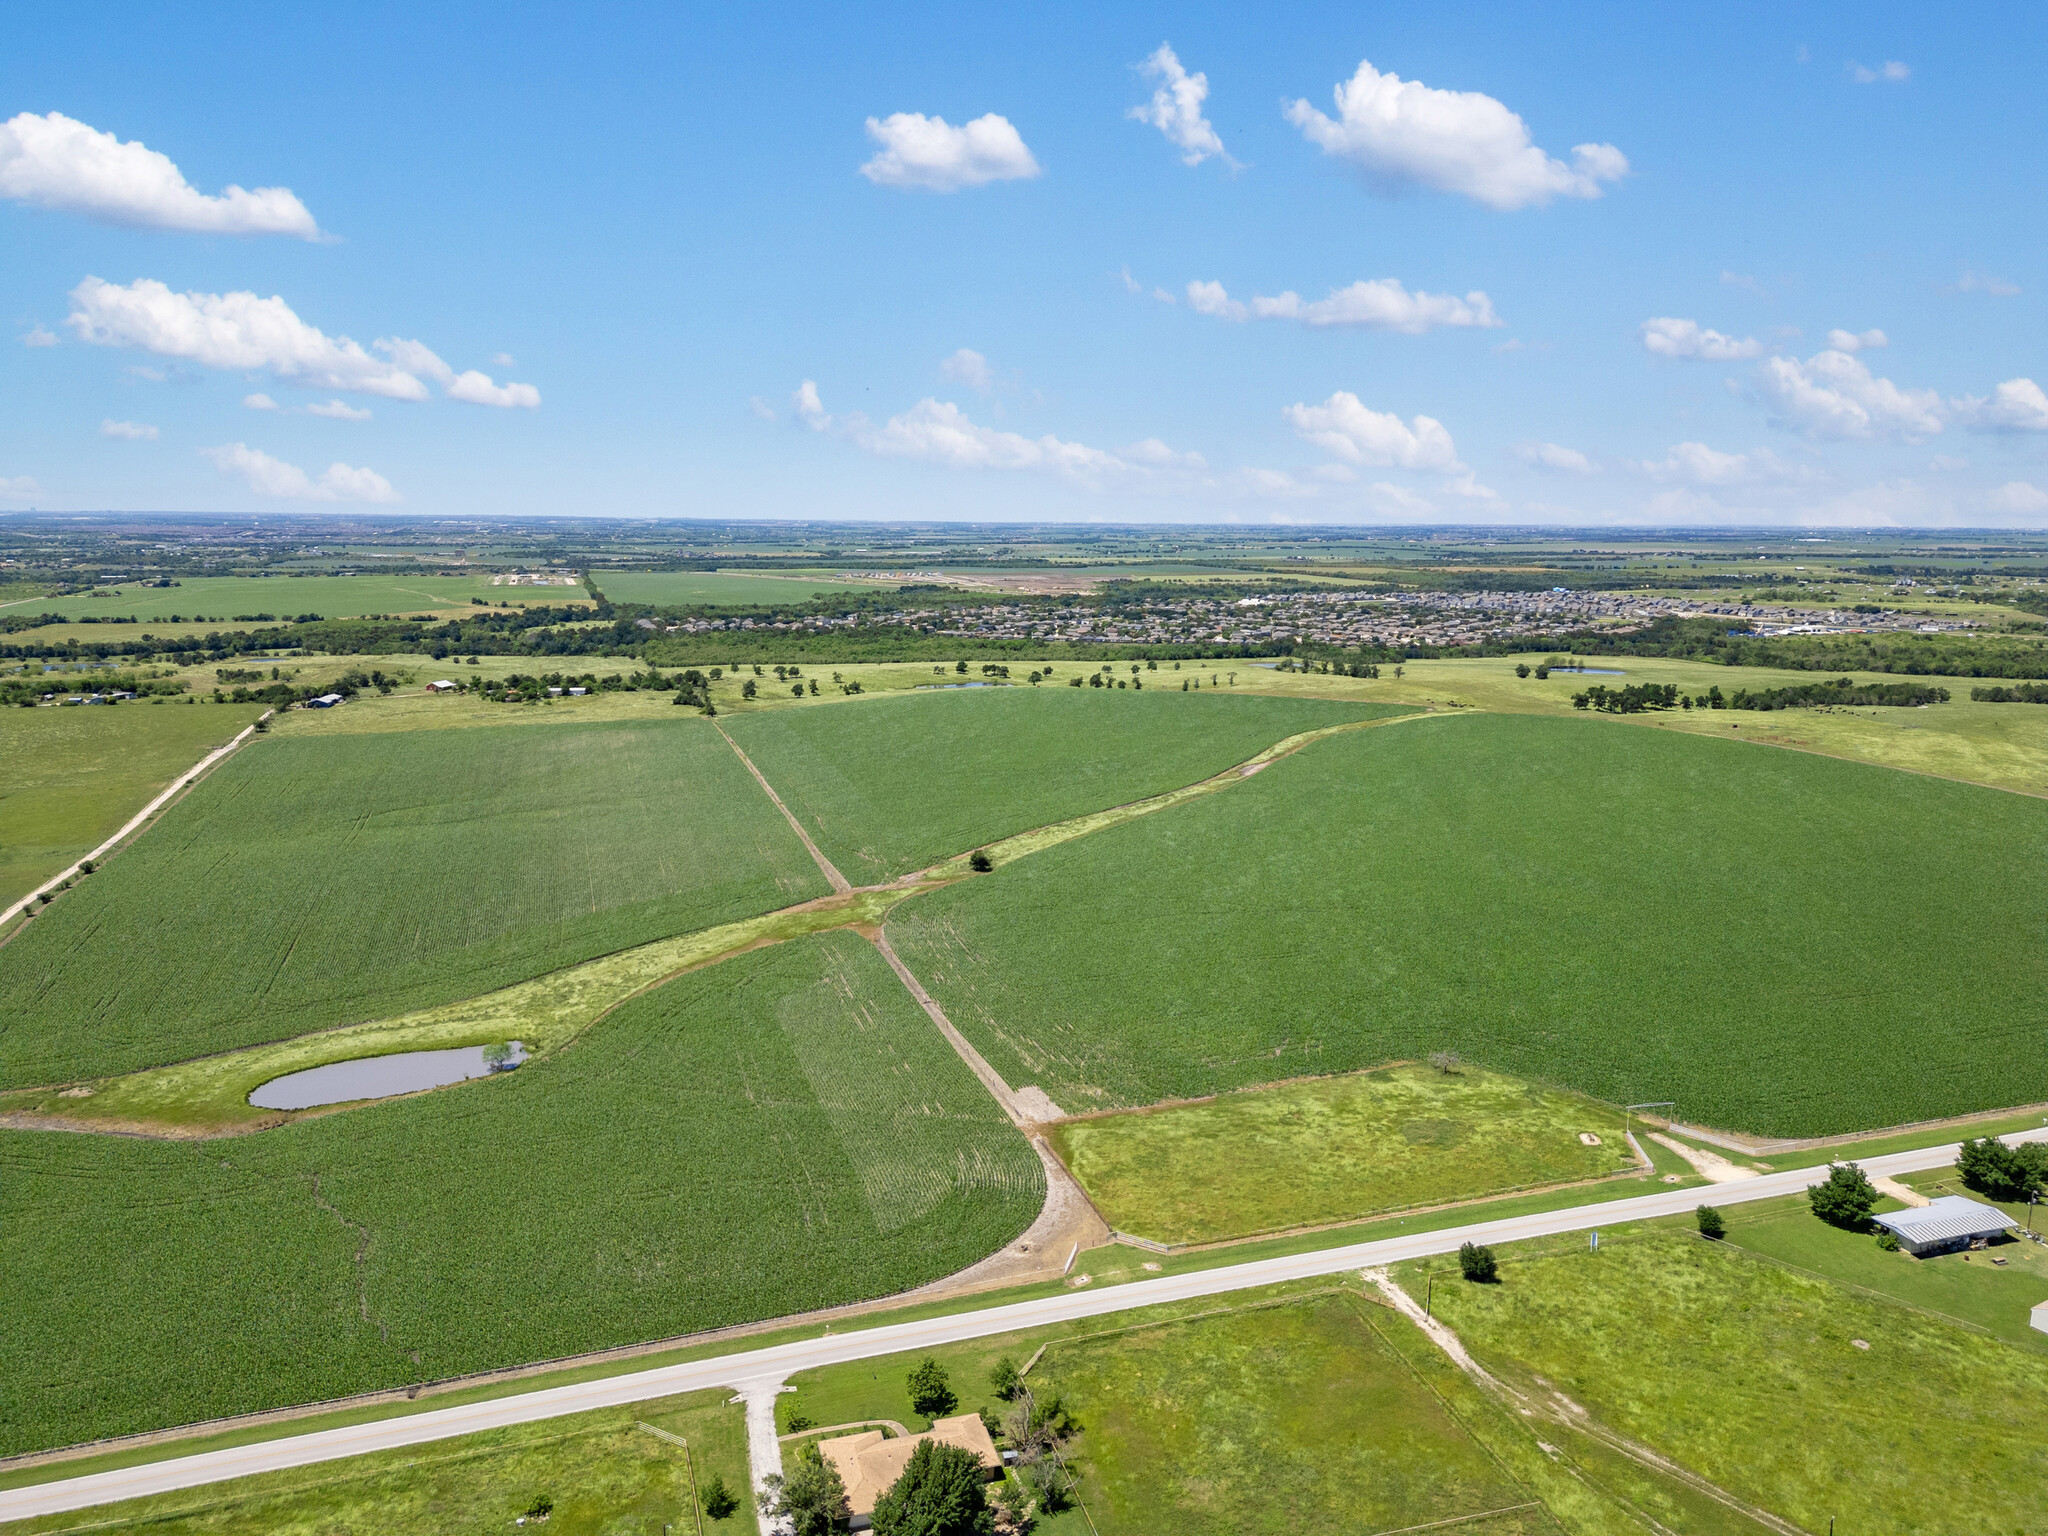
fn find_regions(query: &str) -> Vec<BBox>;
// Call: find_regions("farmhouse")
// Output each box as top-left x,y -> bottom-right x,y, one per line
426,679 -> 459,692
819,1414 -> 1001,1529
1869,1195 -> 2016,1256
304,693 -> 345,709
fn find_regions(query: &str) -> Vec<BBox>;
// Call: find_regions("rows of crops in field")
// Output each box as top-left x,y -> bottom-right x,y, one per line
722,687 -> 1411,884
0,718 -> 829,1087
889,713 -> 2048,1137
0,932 -> 1041,1455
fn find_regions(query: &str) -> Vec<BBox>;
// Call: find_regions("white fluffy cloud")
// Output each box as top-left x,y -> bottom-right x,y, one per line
21,324 -> 57,348
1284,59 -> 1625,209
1514,441 -> 1596,475
939,348 -> 993,392
1641,317 -> 1762,360
1849,60 -> 1911,84
1631,442 -> 1813,485
0,475 -> 41,500
1955,271 -> 2021,297
306,398 -> 373,421
1989,481 -> 2048,513
1188,277 -> 1500,333
1127,44 -> 1234,167
99,419 -> 158,440
244,392 -> 278,410
1283,391 -> 1460,469
1825,328 -> 1887,353
859,113 -> 1040,191
1956,377 -> 2048,434
0,111 -> 318,236
201,442 -> 397,502
1753,349 -> 1947,440
67,279 -> 539,407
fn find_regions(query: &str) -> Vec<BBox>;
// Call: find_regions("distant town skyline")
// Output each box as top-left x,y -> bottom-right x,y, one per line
3,2 -> 2043,527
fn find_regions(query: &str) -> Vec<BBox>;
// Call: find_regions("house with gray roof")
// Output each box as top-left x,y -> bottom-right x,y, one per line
1870,1195 -> 2016,1257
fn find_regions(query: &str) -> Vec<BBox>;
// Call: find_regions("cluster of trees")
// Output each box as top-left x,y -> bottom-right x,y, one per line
215,668 -> 396,707
0,668 -> 188,707
1972,683 -> 2048,703
1957,1136 -> 2047,1201
1280,656 -> 1381,677
1725,677 -> 1950,709
1570,682 -> 1681,713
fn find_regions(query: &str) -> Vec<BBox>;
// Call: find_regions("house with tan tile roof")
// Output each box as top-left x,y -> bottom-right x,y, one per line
818,1413 -> 1001,1529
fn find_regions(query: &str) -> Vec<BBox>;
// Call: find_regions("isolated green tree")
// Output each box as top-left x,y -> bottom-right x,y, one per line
741,679 -> 756,699
869,1440 -> 996,1536
1695,1204 -> 1726,1239
1458,1241 -> 1498,1282
908,1356 -> 957,1418
956,659 -> 968,673
791,682 -> 805,698
757,1444 -> 848,1536
1515,663 -> 1531,678
701,1471 -> 739,1520
988,1356 -> 1021,1400
968,850 -> 993,872
1428,1050 -> 1462,1074
1807,1163 -> 1879,1229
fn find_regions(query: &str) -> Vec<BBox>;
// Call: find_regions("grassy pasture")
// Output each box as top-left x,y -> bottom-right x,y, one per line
890,712 -> 2048,1136
1050,1063 -> 1635,1245
0,573 -> 582,622
777,1286 -> 1549,1536
1402,1225 -> 2048,1533
723,687 -> 1412,883
596,570 -> 903,606
0,700 -> 263,906
0,716 -> 829,1087
1,1390 -> 755,1536
0,932 -> 1041,1456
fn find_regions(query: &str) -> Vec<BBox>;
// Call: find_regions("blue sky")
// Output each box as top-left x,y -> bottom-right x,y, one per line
4,1 -> 2044,526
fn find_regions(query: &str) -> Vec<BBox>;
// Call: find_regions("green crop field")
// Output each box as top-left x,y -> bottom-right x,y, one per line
2,1390 -> 757,1536
0,701 -> 264,906
0,715 -> 829,1087
724,688 -> 1412,883
1050,1064 -> 1635,1245
890,712 -> 2048,1136
596,570 -> 904,606
0,932 -> 1041,1455
1401,1225 -> 2048,1532
0,572 -> 583,623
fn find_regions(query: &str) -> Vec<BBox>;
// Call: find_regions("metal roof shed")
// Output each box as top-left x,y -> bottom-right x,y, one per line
1870,1195 -> 2016,1256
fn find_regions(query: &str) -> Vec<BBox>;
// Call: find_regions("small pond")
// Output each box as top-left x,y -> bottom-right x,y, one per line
914,681 -> 1002,689
249,1042 -> 527,1110
1547,667 -> 1625,675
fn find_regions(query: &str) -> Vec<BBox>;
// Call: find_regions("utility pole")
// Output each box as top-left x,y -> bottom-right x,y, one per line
1425,1272 -> 1435,1320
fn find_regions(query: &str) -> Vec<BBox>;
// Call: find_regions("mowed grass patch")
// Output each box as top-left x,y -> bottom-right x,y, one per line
723,687 -> 1412,883
1402,1225 -> 2048,1533
2,1390 -> 755,1536
1724,1185 -> 2048,1352
0,700 -> 263,906
0,717 -> 828,1087
0,932 -> 1042,1455
1050,1063 -> 1634,1245
891,712 -> 2048,1136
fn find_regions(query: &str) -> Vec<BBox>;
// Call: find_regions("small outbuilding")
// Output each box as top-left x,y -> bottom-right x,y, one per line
426,679 -> 459,692
1870,1195 -> 2015,1257
305,693 -> 345,709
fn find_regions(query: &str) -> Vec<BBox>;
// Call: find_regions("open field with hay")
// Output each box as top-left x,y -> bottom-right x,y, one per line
1049,1063 -> 1636,1245
723,687 -> 1412,882
891,711 -> 2048,1136
0,716 -> 828,1086
0,700 -> 264,906
595,569 -> 904,606
1399,1222 -> 2048,1533
0,1390 -> 756,1536
0,572 -> 582,623
0,932 -> 1040,1455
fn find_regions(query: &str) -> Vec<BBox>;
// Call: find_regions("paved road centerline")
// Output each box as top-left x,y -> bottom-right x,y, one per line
7,1131 -> 2038,1524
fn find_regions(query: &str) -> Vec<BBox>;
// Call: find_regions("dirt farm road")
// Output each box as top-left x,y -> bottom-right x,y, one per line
8,1129 -> 2044,1524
